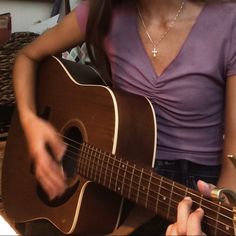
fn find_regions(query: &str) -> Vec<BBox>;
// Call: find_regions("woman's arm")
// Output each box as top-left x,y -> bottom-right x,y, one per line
12,9 -> 85,199
217,75 -> 236,192
166,77 -> 236,235
13,9 -> 84,125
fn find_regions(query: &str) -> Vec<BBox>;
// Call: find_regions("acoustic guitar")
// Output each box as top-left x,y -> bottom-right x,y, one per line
2,56 -> 236,235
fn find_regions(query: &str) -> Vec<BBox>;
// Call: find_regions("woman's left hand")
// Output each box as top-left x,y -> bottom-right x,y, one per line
166,180 -> 216,235
165,197 -> 205,235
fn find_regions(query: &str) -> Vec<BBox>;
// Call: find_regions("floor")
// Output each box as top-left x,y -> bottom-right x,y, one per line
0,141 -> 19,235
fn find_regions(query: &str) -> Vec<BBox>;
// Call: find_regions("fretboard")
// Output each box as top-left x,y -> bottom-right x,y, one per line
77,142 -> 234,236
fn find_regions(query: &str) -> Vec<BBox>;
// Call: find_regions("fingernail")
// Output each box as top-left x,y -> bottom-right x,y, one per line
196,208 -> 204,215
184,196 -> 192,201
196,207 -> 203,211
199,180 -> 208,187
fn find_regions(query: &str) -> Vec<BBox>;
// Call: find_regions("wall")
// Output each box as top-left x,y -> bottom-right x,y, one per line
0,0 -> 79,32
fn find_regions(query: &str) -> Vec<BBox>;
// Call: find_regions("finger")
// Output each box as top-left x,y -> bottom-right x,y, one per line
176,197 -> 193,235
36,170 -> 59,200
187,208 -> 204,235
38,165 -> 66,199
35,150 -> 66,199
48,131 -> 67,162
197,180 -> 216,197
165,223 -> 178,235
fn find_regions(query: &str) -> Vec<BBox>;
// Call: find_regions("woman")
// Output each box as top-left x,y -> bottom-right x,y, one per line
13,0 -> 236,235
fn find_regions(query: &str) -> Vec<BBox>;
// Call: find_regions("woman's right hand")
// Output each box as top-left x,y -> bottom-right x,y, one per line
23,114 -> 67,200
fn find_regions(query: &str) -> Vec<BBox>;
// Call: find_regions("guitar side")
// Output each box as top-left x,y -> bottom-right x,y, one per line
2,56 -> 157,235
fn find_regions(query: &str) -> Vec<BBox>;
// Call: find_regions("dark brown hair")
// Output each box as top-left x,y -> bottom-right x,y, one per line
85,0 -> 128,86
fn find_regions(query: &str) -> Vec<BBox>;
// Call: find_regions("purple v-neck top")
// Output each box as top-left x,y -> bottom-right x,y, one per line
76,1 -> 236,165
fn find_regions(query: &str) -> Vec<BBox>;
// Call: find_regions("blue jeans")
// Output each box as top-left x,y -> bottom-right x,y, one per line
154,159 -> 221,188
131,159 -> 221,235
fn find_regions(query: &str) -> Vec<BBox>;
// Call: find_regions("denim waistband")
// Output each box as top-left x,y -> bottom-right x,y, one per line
154,159 -> 221,189
155,159 -> 220,170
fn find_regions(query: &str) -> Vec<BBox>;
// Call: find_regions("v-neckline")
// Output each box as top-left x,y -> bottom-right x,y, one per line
135,3 -> 208,78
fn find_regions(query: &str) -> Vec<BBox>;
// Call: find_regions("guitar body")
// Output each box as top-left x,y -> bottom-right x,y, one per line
2,57 -> 156,235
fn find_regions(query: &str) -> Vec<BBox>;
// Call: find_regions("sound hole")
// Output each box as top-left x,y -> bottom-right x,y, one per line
62,126 -> 82,180
37,126 -> 83,207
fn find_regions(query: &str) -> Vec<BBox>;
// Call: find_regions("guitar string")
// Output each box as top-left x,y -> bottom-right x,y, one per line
61,135 -> 233,214
77,157 -> 233,235
61,135 -> 234,216
56,140 -> 233,234
60,137 -> 234,230
78,149 -> 233,219
58,136 -> 234,222
65,146 -> 233,234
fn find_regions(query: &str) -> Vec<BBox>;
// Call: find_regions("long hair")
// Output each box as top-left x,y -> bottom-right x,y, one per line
85,0 -> 126,86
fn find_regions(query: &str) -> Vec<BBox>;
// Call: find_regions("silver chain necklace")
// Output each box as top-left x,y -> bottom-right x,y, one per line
137,1 -> 185,58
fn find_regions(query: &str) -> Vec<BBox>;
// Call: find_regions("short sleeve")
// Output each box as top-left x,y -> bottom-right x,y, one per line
227,15 -> 236,77
75,1 -> 89,36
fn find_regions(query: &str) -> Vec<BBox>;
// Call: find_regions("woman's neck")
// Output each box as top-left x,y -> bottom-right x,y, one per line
137,0 -> 186,22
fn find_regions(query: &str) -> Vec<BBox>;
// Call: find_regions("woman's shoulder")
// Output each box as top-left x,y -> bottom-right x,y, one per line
207,1 -> 236,16
203,1 -> 236,30
75,0 -> 89,36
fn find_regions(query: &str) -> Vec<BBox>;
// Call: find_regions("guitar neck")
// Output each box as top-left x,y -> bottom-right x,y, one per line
77,142 -> 234,236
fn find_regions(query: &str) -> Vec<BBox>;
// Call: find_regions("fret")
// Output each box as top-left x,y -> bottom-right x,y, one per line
172,183 -> 188,202
88,145 -> 94,180
129,166 -> 140,202
77,143 -> 236,236
190,191 -> 206,210
120,161 -> 128,195
145,171 -> 152,209
77,143 -> 85,175
103,153 -> 110,186
91,145 -> 98,180
160,178 -> 172,217
86,144 -> 93,179
184,186 -> 189,198
214,201 -> 221,236
98,153 -> 105,184
167,181 -> 175,219
124,163 -> 133,198
115,159 -> 121,193
137,169 -> 151,206
155,176 -> 163,213
80,143 -> 87,176
215,203 -> 234,235
136,168 -> 144,204
128,164 -> 136,199
199,194 -> 203,209
85,144 -> 91,178
90,146 -> 98,181
94,147 -> 101,182
200,198 -> 222,235
108,156 -> 115,189
111,158 -> 119,192
166,183 -> 189,221
152,176 -> 171,216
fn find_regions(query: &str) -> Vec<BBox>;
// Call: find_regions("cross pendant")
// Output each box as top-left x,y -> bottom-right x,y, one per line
152,47 -> 158,57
